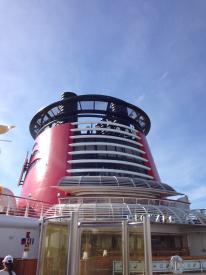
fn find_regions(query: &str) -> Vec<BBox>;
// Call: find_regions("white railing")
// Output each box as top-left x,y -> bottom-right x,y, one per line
0,193 -> 52,219
41,196 -> 192,224
113,259 -> 206,274
58,196 -> 188,208
2,192 -> 205,225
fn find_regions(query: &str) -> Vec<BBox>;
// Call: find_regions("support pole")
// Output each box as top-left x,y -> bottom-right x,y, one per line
36,218 -> 45,275
67,211 -> 79,275
143,215 -> 153,275
122,220 -> 129,275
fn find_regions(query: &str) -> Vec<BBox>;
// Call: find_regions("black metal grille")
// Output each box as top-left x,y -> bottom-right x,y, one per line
30,94 -> 151,138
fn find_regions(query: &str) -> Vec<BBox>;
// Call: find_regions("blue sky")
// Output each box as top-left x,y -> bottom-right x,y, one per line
0,0 -> 206,209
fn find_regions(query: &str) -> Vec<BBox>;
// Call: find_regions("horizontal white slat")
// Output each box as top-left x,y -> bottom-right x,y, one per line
71,127 -> 140,140
70,134 -> 142,147
67,159 -> 151,170
66,168 -> 154,179
69,141 -> 145,154
69,150 -> 148,162
71,120 -> 139,134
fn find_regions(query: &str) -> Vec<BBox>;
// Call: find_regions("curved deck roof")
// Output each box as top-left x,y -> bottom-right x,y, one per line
58,176 -> 181,198
44,197 -> 206,226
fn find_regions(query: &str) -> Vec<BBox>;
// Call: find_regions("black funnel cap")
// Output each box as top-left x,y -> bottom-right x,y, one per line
61,92 -> 77,100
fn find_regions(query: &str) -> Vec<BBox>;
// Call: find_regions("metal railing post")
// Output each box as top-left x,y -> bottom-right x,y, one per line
24,200 -> 29,217
122,220 -> 129,275
6,201 -> 10,215
143,215 -> 153,275
67,211 -> 79,275
36,219 -> 44,275
40,203 -> 44,219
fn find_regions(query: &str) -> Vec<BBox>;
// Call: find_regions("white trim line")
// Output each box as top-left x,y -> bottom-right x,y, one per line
70,134 -> 143,147
69,150 -> 148,162
71,121 -> 139,134
69,141 -> 145,154
66,168 -> 154,179
71,127 -> 140,140
67,159 -> 151,170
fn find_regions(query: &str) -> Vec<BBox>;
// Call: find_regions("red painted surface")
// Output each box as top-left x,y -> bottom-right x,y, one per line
138,132 -> 161,182
19,123 -> 73,205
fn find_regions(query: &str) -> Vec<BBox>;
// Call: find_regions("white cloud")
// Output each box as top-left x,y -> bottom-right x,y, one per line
159,72 -> 169,81
189,185 -> 206,201
136,94 -> 145,103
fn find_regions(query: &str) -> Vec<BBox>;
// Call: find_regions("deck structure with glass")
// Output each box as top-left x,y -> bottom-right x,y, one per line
15,92 -> 206,275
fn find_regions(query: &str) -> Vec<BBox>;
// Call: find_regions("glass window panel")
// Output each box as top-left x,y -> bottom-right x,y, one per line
151,233 -> 199,274
127,108 -> 137,119
80,101 -> 95,110
86,145 -> 95,150
39,222 -> 69,275
51,107 -> 59,116
97,145 -> 106,150
80,227 -> 122,275
129,225 -> 145,274
107,145 -> 115,151
78,101 -> 82,110
76,146 -> 84,151
151,233 -> 191,274
95,101 -> 108,111
138,116 -> 146,128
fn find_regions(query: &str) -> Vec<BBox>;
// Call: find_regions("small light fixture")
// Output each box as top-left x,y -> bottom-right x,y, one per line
22,250 -> 28,259
82,251 -> 88,260
103,249 -> 107,257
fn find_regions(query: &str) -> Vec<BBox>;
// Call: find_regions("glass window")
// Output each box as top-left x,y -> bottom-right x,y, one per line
85,145 -> 95,150
76,145 -> 85,151
129,225 -> 145,274
79,101 -> 95,110
128,108 -> 137,119
107,145 -> 115,151
79,227 -> 122,275
95,101 -> 108,111
97,145 -> 106,151
39,222 -> 69,275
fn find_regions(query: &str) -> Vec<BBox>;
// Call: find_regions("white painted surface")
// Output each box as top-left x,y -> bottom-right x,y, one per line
0,215 -> 40,259
0,215 -> 40,228
189,232 -> 206,257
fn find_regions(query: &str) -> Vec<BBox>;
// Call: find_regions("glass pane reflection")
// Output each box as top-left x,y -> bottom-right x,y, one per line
80,227 -> 122,275
129,226 -> 145,274
39,222 -> 69,275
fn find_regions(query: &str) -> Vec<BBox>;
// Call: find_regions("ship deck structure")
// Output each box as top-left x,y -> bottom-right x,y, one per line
1,92 -> 206,274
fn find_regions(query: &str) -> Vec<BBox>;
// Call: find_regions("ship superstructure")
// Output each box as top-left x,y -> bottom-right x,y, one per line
1,92 -> 206,275
19,92 -> 161,204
